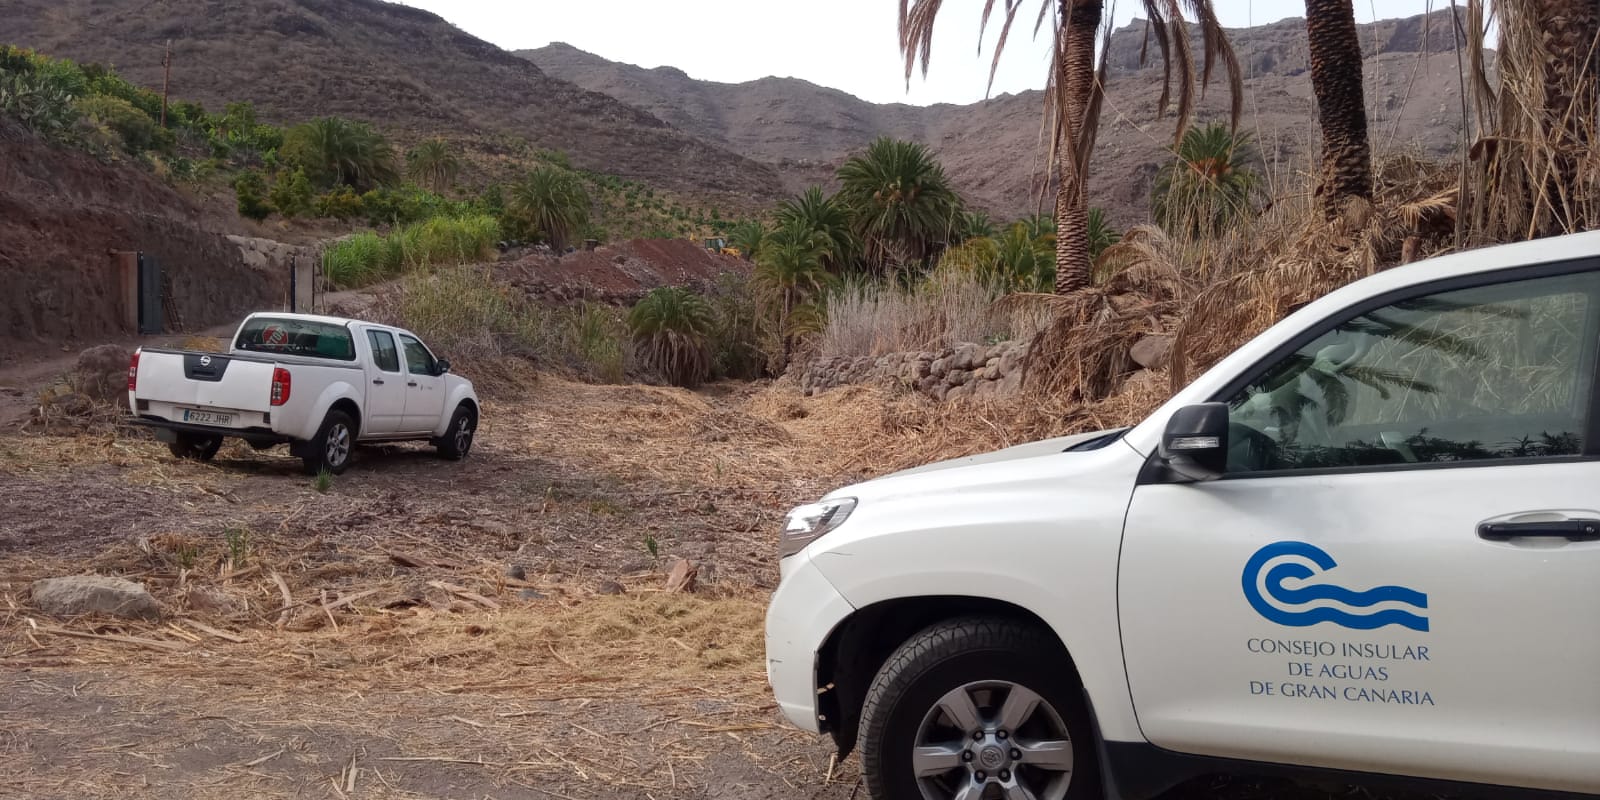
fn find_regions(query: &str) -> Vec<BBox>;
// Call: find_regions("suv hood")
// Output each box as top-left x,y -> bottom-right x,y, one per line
879,428 -> 1125,480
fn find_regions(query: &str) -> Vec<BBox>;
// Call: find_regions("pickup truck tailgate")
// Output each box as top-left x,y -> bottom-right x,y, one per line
135,350 -> 276,413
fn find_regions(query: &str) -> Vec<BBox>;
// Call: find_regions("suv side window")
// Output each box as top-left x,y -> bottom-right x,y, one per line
399,334 -> 436,376
366,330 -> 401,373
1225,270 -> 1599,474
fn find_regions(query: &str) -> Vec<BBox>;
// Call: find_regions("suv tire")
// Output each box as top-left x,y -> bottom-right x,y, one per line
858,616 -> 1099,800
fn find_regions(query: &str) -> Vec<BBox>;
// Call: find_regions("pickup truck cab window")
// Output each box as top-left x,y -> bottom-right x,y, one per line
235,316 -> 357,361
366,330 -> 401,374
1224,270 -> 1599,474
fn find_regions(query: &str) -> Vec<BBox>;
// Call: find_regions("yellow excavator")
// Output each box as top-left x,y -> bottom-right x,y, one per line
702,237 -> 741,258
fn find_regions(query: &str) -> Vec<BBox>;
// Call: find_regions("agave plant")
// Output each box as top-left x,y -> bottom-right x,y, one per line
628,287 -> 716,388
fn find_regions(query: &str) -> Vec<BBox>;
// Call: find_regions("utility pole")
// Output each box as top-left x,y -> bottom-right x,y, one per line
160,39 -> 171,128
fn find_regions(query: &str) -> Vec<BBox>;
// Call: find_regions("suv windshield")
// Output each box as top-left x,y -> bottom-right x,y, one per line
235,317 -> 356,361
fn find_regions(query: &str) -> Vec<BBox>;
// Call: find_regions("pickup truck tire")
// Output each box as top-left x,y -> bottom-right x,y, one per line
168,433 -> 223,462
858,617 -> 1098,800
300,410 -> 356,476
436,404 -> 476,461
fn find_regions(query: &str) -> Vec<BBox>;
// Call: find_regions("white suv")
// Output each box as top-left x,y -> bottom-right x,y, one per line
766,231 -> 1600,800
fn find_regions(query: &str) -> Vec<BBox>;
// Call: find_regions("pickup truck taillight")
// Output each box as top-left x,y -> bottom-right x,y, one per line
127,350 -> 140,392
270,367 -> 291,406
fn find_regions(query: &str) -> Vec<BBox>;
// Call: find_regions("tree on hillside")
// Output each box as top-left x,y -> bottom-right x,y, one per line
1467,0 -> 1600,237
507,165 -> 591,250
775,187 -> 859,272
281,116 -> 399,191
406,137 -> 460,193
756,220 -> 834,367
1305,0 -> 1373,215
900,0 -> 1241,295
835,137 -> 960,271
1153,123 -> 1261,237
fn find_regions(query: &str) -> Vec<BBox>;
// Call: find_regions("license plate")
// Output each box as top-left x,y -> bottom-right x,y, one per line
181,408 -> 235,426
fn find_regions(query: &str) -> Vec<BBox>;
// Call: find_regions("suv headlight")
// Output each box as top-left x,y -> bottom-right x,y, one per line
779,497 -> 857,559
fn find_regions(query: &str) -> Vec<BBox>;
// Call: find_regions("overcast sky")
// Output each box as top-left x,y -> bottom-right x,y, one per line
394,0 -> 1447,106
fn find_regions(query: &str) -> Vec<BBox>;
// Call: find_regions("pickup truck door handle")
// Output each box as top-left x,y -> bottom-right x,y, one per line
372,378 -> 385,385
1478,519 -> 1600,541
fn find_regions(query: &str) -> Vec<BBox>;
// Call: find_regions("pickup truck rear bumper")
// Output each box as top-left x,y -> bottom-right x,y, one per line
130,415 -> 291,447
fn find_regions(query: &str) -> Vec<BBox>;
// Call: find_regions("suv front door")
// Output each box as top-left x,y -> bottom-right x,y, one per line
1118,264 -> 1600,794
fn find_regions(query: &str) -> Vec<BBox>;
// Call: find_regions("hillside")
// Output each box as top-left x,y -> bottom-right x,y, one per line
524,10 -> 1474,224
1,0 -> 785,209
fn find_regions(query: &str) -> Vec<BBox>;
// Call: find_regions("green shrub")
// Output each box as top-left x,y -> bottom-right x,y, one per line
313,186 -> 364,219
323,231 -> 391,288
280,116 -> 398,191
560,303 -> 627,383
705,272 -> 770,380
269,167 -> 315,218
233,170 -> 273,221
628,287 -> 716,388
412,214 -> 498,265
0,69 -> 80,138
76,94 -> 170,153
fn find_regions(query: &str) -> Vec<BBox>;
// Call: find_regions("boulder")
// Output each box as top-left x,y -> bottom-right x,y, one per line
32,576 -> 163,620
953,343 -> 986,371
947,369 -> 972,387
998,367 -> 1026,395
595,580 -> 626,596
1131,335 -> 1175,370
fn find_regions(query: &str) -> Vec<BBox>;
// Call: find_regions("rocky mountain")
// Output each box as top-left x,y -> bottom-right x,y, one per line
1,0 -> 785,208
524,10 -> 1475,224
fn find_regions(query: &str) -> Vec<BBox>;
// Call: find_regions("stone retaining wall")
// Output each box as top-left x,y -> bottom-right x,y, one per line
796,341 -> 1031,401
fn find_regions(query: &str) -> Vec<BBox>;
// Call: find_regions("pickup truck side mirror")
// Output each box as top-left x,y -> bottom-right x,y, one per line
1159,402 -> 1230,482
435,358 -> 451,376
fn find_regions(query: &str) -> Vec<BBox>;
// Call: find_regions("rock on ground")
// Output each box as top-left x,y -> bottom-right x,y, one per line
31,576 -> 163,620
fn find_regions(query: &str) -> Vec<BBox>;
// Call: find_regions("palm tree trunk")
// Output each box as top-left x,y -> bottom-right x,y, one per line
1533,0 -> 1599,233
1305,0 -> 1373,216
1053,0 -> 1102,295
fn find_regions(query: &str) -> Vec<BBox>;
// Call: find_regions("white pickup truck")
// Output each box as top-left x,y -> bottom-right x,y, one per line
766,231 -> 1600,800
129,313 -> 480,474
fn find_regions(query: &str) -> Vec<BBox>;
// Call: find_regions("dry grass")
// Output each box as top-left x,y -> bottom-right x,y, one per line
820,268 -> 1052,360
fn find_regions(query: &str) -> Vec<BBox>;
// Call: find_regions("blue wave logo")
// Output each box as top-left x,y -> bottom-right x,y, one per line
1242,541 -> 1428,632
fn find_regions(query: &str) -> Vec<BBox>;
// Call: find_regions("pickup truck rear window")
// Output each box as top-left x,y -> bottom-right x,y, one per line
235,318 -> 357,362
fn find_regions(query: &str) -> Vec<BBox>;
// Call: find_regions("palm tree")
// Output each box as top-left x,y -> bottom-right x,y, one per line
1086,207 -> 1121,263
1466,0 -> 1600,237
775,187 -> 859,271
835,137 -> 961,271
900,0 -> 1241,294
628,287 -> 716,388
726,219 -> 769,261
957,210 -> 998,242
1152,123 -> 1261,237
406,138 -> 460,194
756,220 -> 834,366
1305,0 -> 1373,215
507,166 -> 591,250
280,116 -> 399,191
992,221 -> 1057,292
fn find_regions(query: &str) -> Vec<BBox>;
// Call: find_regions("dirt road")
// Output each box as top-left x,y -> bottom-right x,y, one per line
0,375 -> 867,800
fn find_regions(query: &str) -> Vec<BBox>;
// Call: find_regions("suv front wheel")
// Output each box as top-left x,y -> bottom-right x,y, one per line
858,617 -> 1099,800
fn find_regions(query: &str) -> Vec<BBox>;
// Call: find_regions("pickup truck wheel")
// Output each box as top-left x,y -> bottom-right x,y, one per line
168,434 -> 224,462
436,405 -> 476,461
858,617 -> 1098,800
301,410 -> 355,476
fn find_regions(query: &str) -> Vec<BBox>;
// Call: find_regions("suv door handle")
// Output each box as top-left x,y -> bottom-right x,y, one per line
1478,519 -> 1600,541
407,381 -> 418,387
373,378 -> 385,385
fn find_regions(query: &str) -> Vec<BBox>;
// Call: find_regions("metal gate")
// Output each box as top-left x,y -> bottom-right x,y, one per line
137,252 -> 164,334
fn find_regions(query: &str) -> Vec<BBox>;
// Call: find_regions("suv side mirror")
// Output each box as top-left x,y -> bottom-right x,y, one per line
435,358 -> 451,376
1159,402 -> 1229,482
